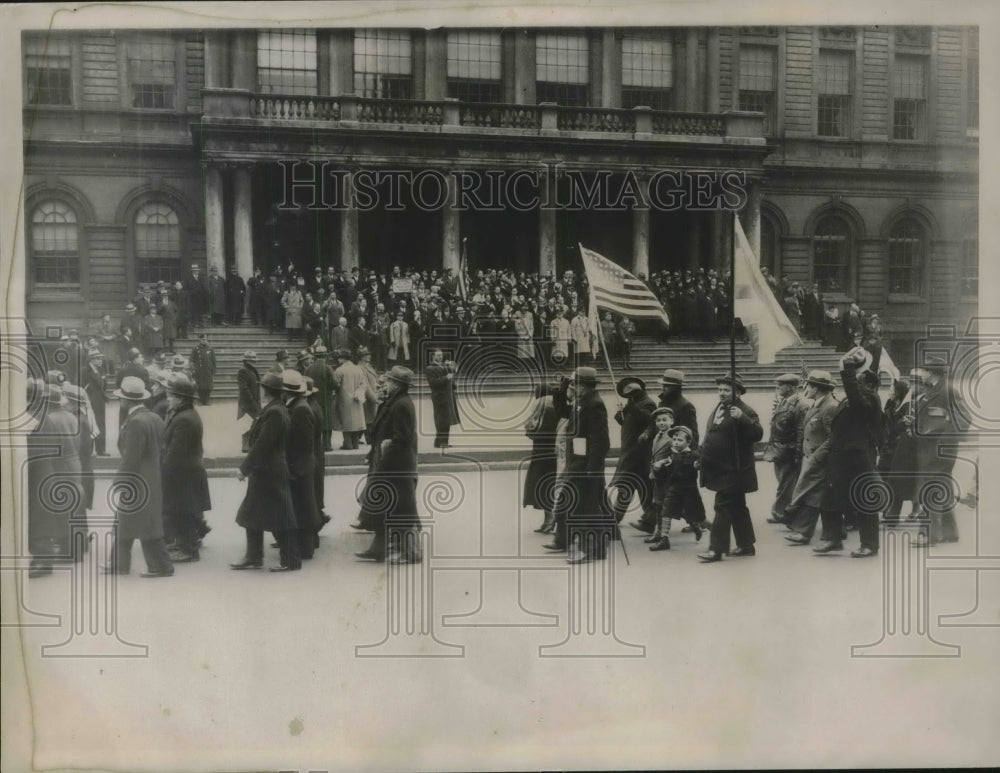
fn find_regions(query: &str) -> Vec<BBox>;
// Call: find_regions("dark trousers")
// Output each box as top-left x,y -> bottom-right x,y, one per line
610,473 -> 651,525
244,527 -> 301,569
108,536 -> 173,574
709,490 -> 755,554
822,510 -> 879,551
772,459 -> 801,518
789,505 -> 826,541
166,509 -> 202,555
198,388 -> 211,405
921,473 -> 959,542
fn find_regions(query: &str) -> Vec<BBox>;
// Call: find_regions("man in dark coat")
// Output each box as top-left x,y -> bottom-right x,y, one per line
247,268 -> 266,326
237,350 -> 261,421
561,367 -> 613,564
609,376 -> 656,531
697,374 -> 763,562
910,356 -> 969,547
161,374 -> 212,563
105,377 -> 173,577
225,266 -> 247,326
183,263 -> 209,329
879,378 -> 915,524
207,265 -> 227,326
425,349 -> 459,448
304,377 -> 330,536
282,369 -> 321,560
232,372 -> 301,571
765,374 -> 807,525
523,382 -> 560,534
118,303 -> 142,362
189,334 -> 217,405
356,366 -> 422,563
83,348 -> 109,456
304,346 -> 338,451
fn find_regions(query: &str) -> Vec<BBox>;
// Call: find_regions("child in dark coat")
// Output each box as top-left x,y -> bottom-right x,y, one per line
649,424 -> 703,551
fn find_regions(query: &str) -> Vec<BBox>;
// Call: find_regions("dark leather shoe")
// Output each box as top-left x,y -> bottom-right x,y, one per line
355,551 -> 385,561
167,551 -> 199,563
348,522 -> 372,532
851,547 -> 878,558
728,546 -> 756,557
785,534 -> 810,545
766,516 -> 788,525
697,550 -> 723,563
643,534 -> 660,544
140,569 -> 175,578
649,536 -> 671,551
813,541 -> 843,554
269,564 -> 301,572
229,559 -> 263,570
542,542 -> 566,552
629,521 -> 654,534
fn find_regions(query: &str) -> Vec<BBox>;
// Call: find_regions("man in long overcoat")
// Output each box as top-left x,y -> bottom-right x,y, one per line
697,374 -> 763,562
225,266 -> 247,326
609,376 -> 656,530
356,366 -> 422,563
425,349 -> 459,448
190,334 -> 217,405
785,371 -> 840,545
232,372 -> 301,572
83,348 -> 108,456
814,356 -> 883,557
237,350 -> 261,422
879,378 -> 915,524
184,263 -> 209,328
281,370 -> 321,560
208,265 -> 227,325
304,346 -> 338,451
561,367 -> 613,564
105,377 -> 173,577
303,377 -> 329,534
523,381 -> 560,534
765,374 -> 807,525
162,374 -> 212,563
332,349 -> 366,450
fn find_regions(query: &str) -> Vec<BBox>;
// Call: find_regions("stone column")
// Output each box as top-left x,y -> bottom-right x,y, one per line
685,28 -> 700,112
233,165 -> 254,280
204,31 -> 231,89
329,30 -> 354,95
442,173 -> 460,273
340,169 -> 359,272
709,209 -> 725,272
513,29 -> 536,104
539,169 -> 557,276
230,30 -> 257,91
600,30 -> 620,108
686,211 -> 702,271
707,28 -> 720,113
425,29 -> 447,101
633,204 -> 650,277
204,164 -> 225,272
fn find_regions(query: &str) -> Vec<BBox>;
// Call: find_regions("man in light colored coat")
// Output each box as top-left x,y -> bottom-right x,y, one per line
332,349 -> 367,450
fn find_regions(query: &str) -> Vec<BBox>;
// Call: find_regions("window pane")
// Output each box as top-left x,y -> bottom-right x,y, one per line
739,45 -> 775,92
447,30 -> 501,102
257,29 -> 318,94
818,50 -> 851,95
738,90 -> 774,134
893,98 -> 924,140
813,216 -> 851,293
536,33 -> 589,84
31,200 -> 80,286
818,95 -> 849,137
888,219 -> 924,295
893,55 -> 926,99
24,36 -> 72,105
354,30 -> 412,98
622,33 -> 672,88
135,202 -> 182,284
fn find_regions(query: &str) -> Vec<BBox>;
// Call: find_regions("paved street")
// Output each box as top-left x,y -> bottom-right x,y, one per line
11,466 -> 997,771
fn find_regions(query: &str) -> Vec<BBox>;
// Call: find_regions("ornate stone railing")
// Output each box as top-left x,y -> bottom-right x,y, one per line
556,106 -> 637,133
250,94 -> 341,120
459,102 -> 541,129
652,112 -> 726,136
355,97 -> 444,126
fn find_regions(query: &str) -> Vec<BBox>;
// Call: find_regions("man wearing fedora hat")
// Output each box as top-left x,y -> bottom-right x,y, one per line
183,263 -> 209,329
609,376 -> 657,529
909,355 -> 969,548
765,374 -> 807,525
162,374 -> 212,563
560,366 -> 614,564
83,348 -> 109,456
282,369 -> 322,560
784,370 -> 841,546
696,373 -> 763,562
426,349 -> 459,449
237,351 -> 261,424
147,372 -> 170,420
357,365 -> 422,563
333,349 -> 366,450
232,371 -> 301,572
303,376 -> 331,536
304,346 -> 337,452
106,376 -> 173,577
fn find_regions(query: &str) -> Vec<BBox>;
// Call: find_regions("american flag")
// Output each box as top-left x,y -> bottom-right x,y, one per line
579,244 -> 670,327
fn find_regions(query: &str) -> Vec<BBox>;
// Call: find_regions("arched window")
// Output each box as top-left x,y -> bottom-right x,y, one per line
812,214 -> 853,294
760,215 -> 779,275
30,200 -> 80,288
887,217 -> 925,296
135,201 -> 181,285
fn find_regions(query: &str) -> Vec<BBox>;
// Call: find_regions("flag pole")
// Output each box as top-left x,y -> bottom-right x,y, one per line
729,211 -> 737,388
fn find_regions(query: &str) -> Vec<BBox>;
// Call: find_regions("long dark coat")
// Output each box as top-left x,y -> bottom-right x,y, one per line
789,392 -> 840,509
114,405 -> 166,541
83,362 -> 107,443
565,388 -> 611,517
162,403 -> 212,517
286,396 -> 321,532
425,362 -> 459,429
190,344 -> 216,390
364,388 -> 419,526
913,378 -> 969,477
209,275 -> 227,315
225,274 -> 247,319
304,359 -> 338,431
159,302 -> 177,340
699,399 -> 763,494
236,397 -> 297,533
236,363 -> 261,420
610,391 -> 656,486
307,395 -> 326,514
184,273 -> 208,318
823,368 -> 882,512
27,404 -> 82,550
523,393 -> 558,509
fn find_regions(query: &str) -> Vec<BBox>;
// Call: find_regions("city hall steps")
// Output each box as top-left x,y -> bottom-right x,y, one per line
168,324 -> 844,399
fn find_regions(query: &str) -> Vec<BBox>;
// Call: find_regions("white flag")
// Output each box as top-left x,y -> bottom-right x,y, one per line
733,215 -> 802,364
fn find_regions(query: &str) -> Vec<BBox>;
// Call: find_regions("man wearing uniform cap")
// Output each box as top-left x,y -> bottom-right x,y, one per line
765,374 -> 807,525
189,333 -> 217,406
784,370 -> 841,546
609,376 -> 657,530
105,377 -> 173,577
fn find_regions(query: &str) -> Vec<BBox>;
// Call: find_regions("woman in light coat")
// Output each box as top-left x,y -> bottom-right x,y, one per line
282,284 -> 305,340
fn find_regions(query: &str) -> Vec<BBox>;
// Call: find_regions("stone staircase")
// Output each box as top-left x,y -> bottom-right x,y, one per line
173,324 -> 844,399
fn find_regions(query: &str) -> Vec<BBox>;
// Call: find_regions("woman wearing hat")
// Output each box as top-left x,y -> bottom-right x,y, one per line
696,373 -> 763,563
523,379 -> 560,534
232,372 -> 300,571
161,374 -> 212,563
26,383 -> 84,577
356,366 -> 422,563
105,377 -> 173,577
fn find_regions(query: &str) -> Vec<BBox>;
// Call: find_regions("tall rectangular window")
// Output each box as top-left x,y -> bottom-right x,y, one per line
447,31 -> 502,103
961,236 -> 978,297
621,33 -> 672,110
354,30 -> 412,99
536,33 -> 589,106
128,35 -> 176,109
24,36 -> 72,106
257,29 -> 317,94
738,45 -> 776,134
817,50 -> 852,137
893,54 -> 927,140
